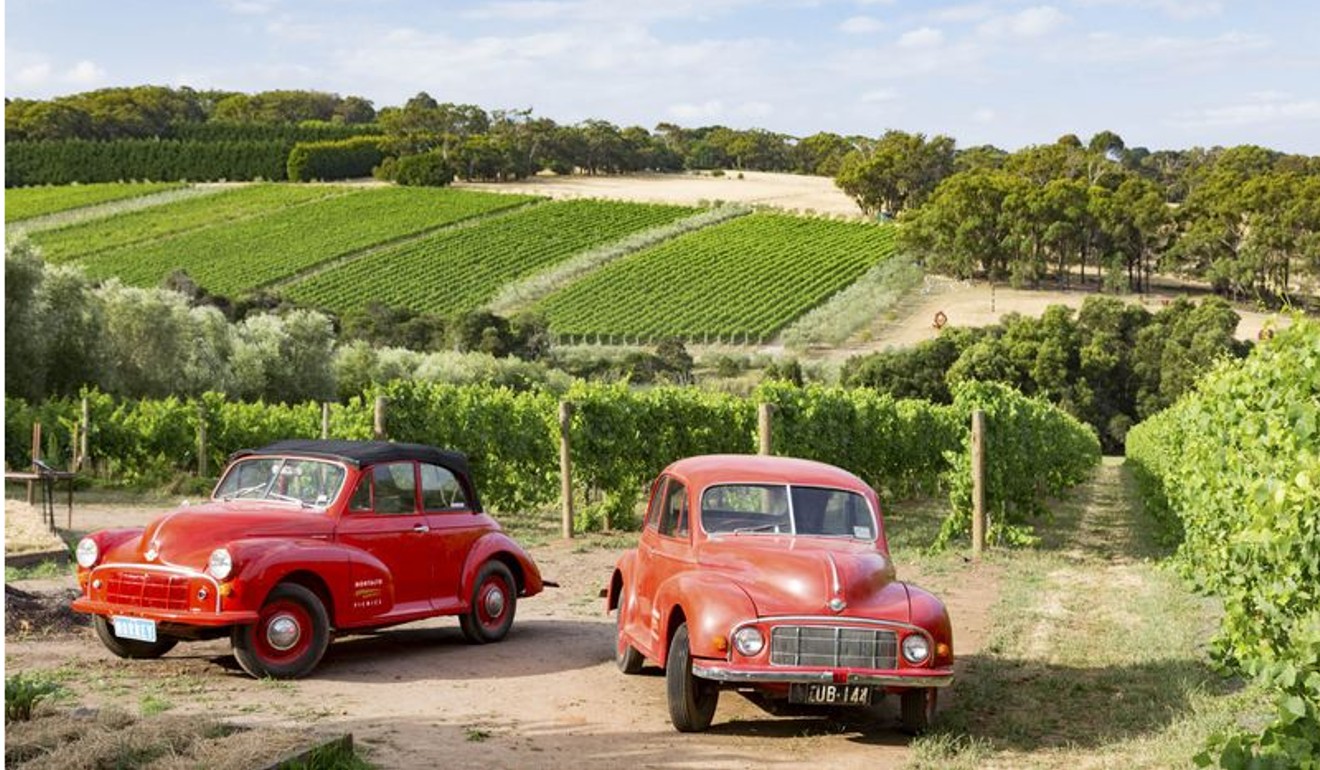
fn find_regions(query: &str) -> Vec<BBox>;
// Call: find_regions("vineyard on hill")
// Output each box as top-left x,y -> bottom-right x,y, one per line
537,213 -> 897,344
32,184 -> 344,262
4,181 -> 186,222
74,186 -> 539,295
283,199 -> 699,315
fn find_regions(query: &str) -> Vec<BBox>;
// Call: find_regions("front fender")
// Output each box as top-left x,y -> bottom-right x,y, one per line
461,531 -> 544,600
224,538 -> 356,622
905,582 -> 954,665
654,572 -> 758,666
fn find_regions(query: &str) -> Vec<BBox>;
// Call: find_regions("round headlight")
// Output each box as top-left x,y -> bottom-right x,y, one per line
76,537 -> 99,569
901,633 -> 931,665
732,627 -> 765,657
208,548 -> 233,580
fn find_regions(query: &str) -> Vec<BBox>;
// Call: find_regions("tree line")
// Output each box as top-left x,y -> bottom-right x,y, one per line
841,295 -> 1251,452
8,86 -> 1320,298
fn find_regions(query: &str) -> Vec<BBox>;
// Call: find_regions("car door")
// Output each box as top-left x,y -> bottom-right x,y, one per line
418,462 -> 486,611
335,461 -> 435,615
635,476 -> 693,656
626,476 -> 668,653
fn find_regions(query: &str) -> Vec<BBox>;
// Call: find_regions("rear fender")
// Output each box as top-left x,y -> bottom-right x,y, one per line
654,572 -> 757,666
461,532 -> 544,601
606,550 -> 637,613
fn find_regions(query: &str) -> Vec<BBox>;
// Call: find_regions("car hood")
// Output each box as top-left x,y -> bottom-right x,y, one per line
104,501 -> 333,571
697,536 -> 905,619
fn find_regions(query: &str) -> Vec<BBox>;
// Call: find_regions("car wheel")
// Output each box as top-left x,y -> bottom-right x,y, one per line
899,687 -> 937,735
92,616 -> 179,659
666,622 -> 719,732
459,561 -> 517,644
615,586 -> 644,675
231,583 -> 330,680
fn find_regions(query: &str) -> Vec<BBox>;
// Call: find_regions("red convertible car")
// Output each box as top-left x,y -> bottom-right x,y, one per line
72,440 -> 545,679
606,455 -> 954,734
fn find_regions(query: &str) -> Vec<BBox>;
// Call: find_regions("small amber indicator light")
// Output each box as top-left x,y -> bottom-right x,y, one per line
937,642 -> 951,658
713,635 -> 728,652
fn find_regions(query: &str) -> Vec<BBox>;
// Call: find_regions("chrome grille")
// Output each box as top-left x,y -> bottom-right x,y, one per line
770,625 -> 898,669
105,570 -> 190,611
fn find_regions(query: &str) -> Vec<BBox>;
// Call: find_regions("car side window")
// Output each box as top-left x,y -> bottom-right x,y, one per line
420,463 -> 468,511
657,481 -> 689,539
372,462 -> 417,515
644,478 -> 667,531
348,474 -> 372,512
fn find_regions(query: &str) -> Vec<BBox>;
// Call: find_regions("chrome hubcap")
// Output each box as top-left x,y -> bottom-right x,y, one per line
483,586 -> 506,619
266,614 -> 301,651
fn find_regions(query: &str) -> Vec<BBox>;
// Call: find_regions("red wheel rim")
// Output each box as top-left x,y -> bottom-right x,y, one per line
253,599 -> 313,665
475,574 -> 511,632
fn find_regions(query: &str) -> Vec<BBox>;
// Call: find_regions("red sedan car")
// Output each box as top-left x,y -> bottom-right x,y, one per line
72,440 -> 545,679
606,454 -> 954,733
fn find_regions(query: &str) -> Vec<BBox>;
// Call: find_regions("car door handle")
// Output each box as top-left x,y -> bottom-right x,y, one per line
412,523 -> 430,533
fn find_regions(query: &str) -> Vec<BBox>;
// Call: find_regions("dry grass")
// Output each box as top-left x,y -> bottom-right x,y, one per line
6,706 -> 321,770
4,501 -> 67,555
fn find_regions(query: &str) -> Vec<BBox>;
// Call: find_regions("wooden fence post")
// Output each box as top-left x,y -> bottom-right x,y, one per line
971,409 -> 987,558
321,402 -> 331,440
373,396 -> 388,441
757,402 -> 774,455
197,403 -> 209,478
559,401 -> 574,540
28,422 -> 42,504
78,396 -> 91,472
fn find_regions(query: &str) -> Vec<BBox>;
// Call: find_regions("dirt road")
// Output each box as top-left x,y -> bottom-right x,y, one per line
5,502 -> 996,769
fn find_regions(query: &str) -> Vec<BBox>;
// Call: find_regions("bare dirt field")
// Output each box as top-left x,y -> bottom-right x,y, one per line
5,501 -> 995,769
457,170 -> 866,218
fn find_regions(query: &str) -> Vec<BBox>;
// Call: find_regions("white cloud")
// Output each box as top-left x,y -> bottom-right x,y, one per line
898,27 -> 944,48
65,60 -> 107,86
1172,92 -> 1320,128
977,6 -> 1067,39
1080,30 -> 1269,64
13,62 -> 53,87
1075,0 -> 1222,21
668,99 -> 726,120
219,0 -> 274,15
464,0 -> 757,24
7,56 -> 107,89
839,15 -> 885,34
933,3 -> 993,23
860,88 -> 899,103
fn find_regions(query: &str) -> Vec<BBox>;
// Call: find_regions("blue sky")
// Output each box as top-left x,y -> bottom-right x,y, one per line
6,0 -> 1320,154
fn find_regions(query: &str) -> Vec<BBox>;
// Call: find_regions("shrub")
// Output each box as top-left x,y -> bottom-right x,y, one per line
286,136 -> 384,182
378,151 -> 455,187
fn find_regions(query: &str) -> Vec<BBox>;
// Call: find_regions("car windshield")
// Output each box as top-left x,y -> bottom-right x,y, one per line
701,483 -> 876,540
213,457 -> 346,508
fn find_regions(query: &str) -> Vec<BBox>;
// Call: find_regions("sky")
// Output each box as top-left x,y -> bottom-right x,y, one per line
5,0 -> 1320,155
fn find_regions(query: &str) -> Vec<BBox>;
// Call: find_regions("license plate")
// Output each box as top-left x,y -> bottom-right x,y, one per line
111,616 -> 157,643
789,683 -> 873,706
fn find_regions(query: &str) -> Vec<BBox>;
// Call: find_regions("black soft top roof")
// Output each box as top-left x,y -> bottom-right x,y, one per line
234,440 -> 472,479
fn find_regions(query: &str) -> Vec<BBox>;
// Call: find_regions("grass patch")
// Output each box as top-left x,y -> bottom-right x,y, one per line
5,560 -> 72,582
909,460 -> 1271,769
140,694 -> 173,716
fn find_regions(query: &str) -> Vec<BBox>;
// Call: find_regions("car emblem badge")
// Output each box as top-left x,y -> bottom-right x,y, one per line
828,597 -> 846,613
144,548 -> 158,562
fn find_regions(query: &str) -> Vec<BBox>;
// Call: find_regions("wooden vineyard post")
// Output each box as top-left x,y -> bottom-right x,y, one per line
971,409 -> 987,558
28,422 -> 42,504
373,396 -> 388,441
78,396 -> 91,472
197,403 -> 209,478
757,403 -> 774,456
321,403 -> 331,440
559,401 -> 574,540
